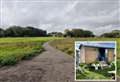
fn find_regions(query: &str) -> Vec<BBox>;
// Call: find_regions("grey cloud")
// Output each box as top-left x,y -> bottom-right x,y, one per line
0,0 -> 119,35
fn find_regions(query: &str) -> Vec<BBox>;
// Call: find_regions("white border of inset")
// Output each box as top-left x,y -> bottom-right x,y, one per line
74,41 -> 117,81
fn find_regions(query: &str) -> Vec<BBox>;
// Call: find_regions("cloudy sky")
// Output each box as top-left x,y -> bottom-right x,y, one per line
0,0 -> 120,35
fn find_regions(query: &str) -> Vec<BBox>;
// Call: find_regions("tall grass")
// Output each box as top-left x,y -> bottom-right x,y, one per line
0,37 -> 63,66
50,38 -> 120,76
0,37 -> 62,43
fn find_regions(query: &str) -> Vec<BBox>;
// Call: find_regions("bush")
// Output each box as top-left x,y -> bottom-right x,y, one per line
66,48 -> 73,55
117,60 -> 120,76
0,55 -> 17,66
0,42 -> 45,66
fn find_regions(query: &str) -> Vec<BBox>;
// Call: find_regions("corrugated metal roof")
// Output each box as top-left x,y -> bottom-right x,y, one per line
79,43 -> 115,49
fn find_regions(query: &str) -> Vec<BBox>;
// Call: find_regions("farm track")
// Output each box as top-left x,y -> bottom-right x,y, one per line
0,41 -> 119,82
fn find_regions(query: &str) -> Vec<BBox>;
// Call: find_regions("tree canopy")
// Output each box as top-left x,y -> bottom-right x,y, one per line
0,26 -> 119,38
64,29 -> 94,37
0,28 -> 4,37
101,30 -> 120,38
0,26 -> 47,37
48,32 -> 63,37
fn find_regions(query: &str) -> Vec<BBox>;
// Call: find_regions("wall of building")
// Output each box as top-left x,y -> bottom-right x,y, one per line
79,47 -> 115,64
107,49 -> 114,62
84,47 -> 99,64
80,46 -> 85,63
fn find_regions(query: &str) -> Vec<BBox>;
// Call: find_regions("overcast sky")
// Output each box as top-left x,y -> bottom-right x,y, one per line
0,0 -> 120,35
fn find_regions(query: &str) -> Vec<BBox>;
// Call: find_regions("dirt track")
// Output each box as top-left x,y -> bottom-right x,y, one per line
0,41 -> 119,82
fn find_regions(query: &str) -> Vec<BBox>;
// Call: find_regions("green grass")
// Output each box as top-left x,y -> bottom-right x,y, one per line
0,37 -> 62,43
117,59 -> 120,76
76,62 -> 115,80
76,70 -> 112,80
50,37 -> 120,76
0,37 -> 63,66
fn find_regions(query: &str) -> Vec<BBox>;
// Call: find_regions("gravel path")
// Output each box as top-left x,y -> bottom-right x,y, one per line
0,41 -> 119,82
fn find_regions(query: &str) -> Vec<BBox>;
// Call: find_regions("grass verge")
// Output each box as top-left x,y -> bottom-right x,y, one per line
0,37 -> 63,66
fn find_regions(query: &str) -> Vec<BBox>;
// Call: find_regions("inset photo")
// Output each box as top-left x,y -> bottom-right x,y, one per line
75,41 -> 116,81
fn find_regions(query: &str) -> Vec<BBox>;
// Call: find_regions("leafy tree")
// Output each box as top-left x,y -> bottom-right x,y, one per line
0,28 -> 4,37
64,29 -> 73,37
71,29 -> 84,37
48,32 -> 63,37
83,30 -> 94,37
25,26 -> 47,37
64,29 -> 94,37
101,30 -> 120,38
5,26 -> 24,37
4,26 -> 47,37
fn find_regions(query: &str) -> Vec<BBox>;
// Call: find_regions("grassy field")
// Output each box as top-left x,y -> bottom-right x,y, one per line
0,37 -> 120,77
50,38 -> 120,76
0,37 -> 62,66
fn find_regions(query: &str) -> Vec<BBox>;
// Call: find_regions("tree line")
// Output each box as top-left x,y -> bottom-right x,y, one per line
101,30 -> 120,38
0,26 -> 120,38
64,29 -> 94,37
0,26 -> 47,37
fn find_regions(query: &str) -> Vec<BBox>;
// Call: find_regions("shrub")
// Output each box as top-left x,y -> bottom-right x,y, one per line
1,55 -> 17,66
117,60 -> 120,76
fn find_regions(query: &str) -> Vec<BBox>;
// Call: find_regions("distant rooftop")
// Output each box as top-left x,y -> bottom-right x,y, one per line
79,42 -> 115,49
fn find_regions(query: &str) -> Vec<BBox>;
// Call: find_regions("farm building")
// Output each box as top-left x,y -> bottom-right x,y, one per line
76,42 -> 115,64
